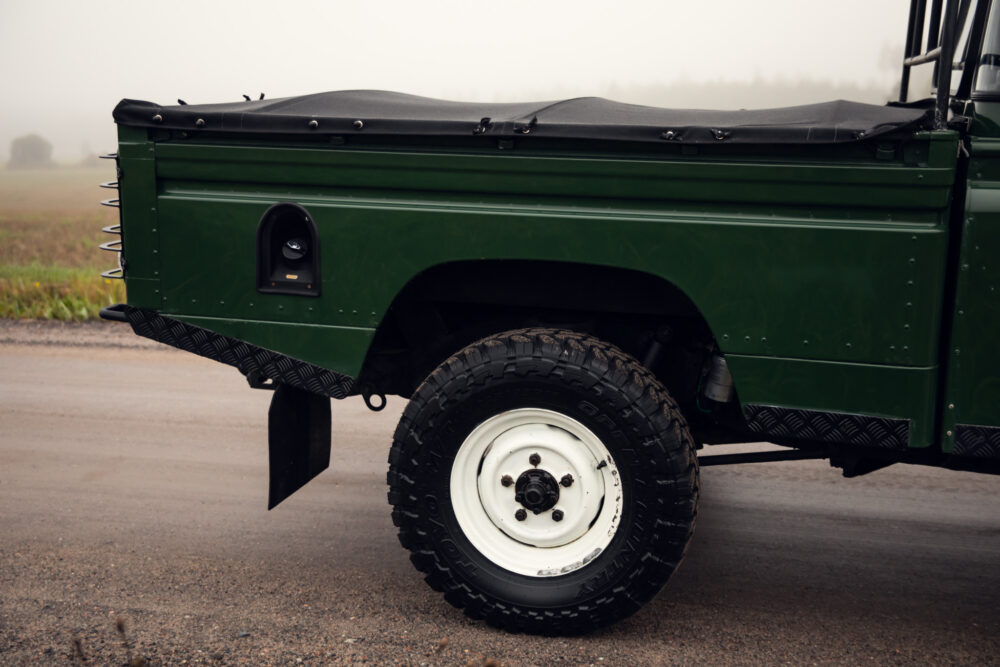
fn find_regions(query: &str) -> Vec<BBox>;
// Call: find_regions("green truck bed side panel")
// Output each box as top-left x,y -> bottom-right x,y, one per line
120,133 -> 960,445
156,193 -> 949,362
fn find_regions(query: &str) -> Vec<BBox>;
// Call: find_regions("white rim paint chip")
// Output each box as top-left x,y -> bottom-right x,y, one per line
450,408 -> 623,577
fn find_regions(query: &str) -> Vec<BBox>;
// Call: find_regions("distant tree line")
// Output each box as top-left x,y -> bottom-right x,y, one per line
6,134 -> 108,169
7,134 -> 54,169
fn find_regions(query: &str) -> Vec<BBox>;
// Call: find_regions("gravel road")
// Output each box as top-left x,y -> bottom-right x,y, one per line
1,321 -> 998,665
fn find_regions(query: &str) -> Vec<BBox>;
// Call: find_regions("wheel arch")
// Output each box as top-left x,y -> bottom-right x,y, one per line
358,259 -> 742,437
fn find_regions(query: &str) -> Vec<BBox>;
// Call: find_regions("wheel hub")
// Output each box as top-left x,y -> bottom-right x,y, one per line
514,469 -> 560,513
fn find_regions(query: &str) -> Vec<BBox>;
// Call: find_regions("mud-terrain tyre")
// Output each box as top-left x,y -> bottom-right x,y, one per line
387,328 -> 699,634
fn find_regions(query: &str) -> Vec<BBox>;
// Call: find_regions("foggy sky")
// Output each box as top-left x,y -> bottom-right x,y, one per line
1,0 -> 911,162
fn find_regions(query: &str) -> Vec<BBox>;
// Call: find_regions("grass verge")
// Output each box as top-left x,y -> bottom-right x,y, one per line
0,264 -> 125,321
1,166 -> 124,320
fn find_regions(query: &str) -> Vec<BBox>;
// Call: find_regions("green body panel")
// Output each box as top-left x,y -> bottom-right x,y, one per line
941,125 -> 1000,449
117,127 -> 160,310
118,125 -> 964,449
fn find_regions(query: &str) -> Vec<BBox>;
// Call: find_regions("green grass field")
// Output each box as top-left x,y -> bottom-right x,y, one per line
0,167 -> 125,320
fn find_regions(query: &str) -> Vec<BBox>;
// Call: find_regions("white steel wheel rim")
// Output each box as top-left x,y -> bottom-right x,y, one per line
450,408 -> 623,578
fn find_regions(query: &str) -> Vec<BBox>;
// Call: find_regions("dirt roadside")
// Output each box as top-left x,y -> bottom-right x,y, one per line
0,318 -> 159,349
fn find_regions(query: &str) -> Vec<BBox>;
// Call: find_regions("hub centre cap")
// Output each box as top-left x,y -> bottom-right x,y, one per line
514,469 -> 560,513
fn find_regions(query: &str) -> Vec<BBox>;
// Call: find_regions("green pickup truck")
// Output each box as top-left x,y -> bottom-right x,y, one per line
100,0 -> 998,634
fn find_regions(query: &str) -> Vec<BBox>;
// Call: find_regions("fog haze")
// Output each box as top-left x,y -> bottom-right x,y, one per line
1,0 -> 911,162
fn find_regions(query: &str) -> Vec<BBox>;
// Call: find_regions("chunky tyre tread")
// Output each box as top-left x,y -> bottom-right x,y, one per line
387,328 -> 699,634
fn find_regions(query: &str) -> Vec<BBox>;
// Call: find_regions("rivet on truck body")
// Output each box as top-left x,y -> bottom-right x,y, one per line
195,118 -> 205,128
152,114 -> 163,123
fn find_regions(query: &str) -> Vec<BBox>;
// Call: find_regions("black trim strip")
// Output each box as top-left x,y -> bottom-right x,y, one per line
117,305 -> 355,399
99,304 -> 129,322
744,405 -> 910,450
955,424 -> 1000,458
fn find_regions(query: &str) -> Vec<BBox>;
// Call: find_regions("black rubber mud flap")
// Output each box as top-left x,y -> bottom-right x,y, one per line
268,384 -> 331,509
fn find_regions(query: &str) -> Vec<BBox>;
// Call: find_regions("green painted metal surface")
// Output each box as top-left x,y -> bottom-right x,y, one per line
117,126 -> 160,310
941,126 -> 1000,450
117,125 -> 965,448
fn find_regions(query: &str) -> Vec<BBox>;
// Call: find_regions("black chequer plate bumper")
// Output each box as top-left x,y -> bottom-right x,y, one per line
100,304 -> 355,399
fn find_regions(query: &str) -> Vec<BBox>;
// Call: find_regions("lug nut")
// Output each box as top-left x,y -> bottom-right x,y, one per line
500,474 -> 513,487
560,474 -> 574,487
529,453 -> 541,466
552,510 -> 564,522
515,509 -> 527,521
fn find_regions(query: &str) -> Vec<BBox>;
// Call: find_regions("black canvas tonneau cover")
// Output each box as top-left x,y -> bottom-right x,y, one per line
113,90 -> 932,145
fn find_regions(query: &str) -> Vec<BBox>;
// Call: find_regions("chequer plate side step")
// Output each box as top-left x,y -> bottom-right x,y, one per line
743,404 -> 910,450
954,424 -> 1000,459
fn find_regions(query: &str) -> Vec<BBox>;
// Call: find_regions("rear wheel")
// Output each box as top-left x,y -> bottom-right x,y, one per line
387,328 -> 698,634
